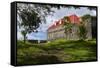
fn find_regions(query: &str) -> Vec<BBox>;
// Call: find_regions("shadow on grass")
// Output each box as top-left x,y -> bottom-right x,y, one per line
17,54 -> 63,65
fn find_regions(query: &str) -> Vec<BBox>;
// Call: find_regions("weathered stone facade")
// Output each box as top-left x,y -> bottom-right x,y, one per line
47,15 -> 92,41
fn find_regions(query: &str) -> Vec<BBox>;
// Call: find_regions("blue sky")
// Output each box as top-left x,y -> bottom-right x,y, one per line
17,6 -> 96,40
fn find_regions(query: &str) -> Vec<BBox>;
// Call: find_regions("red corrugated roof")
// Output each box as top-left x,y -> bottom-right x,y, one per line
48,14 -> 80,30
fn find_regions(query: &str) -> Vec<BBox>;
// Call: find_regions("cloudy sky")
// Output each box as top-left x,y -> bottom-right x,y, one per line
17,6 -> 96,40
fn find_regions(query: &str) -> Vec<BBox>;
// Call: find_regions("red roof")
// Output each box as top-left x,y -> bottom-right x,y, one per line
48,19 -> 64,30
69,14 -> 80,24
48,14 -> 80,30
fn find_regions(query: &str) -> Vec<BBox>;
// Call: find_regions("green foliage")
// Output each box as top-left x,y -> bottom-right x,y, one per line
17,4 -> 55,32
20,10 -> 41,33
78,24 -> 87,40
63,17 -> 74,38
82,14 -> 91,21
64,23 -> 73,30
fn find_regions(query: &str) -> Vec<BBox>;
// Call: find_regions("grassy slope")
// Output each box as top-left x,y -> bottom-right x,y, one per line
17,39 -> 97,65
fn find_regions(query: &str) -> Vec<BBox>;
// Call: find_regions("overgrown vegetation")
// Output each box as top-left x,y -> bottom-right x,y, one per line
17,39 -> 97,65
78,22 -> 87,40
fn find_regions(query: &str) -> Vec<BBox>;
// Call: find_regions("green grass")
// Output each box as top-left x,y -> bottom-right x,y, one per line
17,39 -> 97,65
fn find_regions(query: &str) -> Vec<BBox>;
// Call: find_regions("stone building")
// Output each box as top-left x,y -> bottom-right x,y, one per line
47,14 -> 92,41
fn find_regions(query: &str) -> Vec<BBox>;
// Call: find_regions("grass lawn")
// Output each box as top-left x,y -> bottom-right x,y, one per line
17,39 -> 97,65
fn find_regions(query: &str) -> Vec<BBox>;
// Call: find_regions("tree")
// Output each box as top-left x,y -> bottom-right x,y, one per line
63,16 -> 74,39
18,9 -> 41,42
78,14 -> 91,40
78,22 -> 87,40
21,30 -> 27,43
17,4 -> 54,43
82,14 -> 91,21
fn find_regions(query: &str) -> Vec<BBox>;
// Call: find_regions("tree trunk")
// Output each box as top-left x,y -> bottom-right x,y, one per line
23,35 -> 26,43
